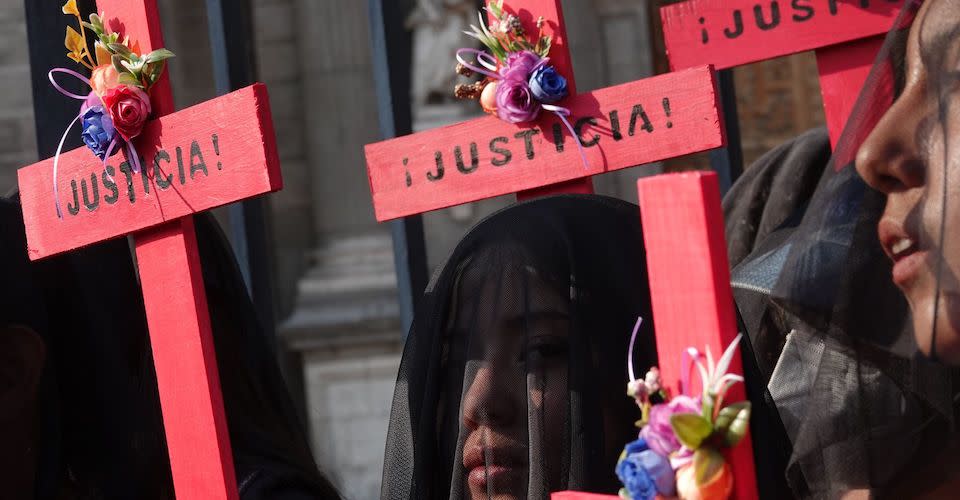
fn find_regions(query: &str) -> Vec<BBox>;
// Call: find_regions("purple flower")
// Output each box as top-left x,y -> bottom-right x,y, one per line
495,77 -> 541,123
80,105 -> 117,160
616,439 -> 677,499
529,65 -> 568,103
640,395 -> 700,457
499,50 -> 541,82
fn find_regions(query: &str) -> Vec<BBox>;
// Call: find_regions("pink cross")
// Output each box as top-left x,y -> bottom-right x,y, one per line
17,1 -> 282,498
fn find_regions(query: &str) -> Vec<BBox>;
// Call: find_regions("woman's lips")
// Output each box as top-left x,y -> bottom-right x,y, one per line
463,445 -> 525,490
467,464 -> 518,488
892,246 -> 929,287
879,220 -> 927,287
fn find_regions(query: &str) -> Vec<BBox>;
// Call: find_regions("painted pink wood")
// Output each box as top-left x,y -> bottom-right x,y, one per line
17,84 -> 280,260
637,171 -> 757,500
16,1 -> 282,498
135,217 -> 238,500
100,2 -> 241,499
366,66 -> 723,221
816,36 -> 887,148
550,492 -> 619,500
489,0 -> 595,197
661,0 -> 902,72
662,0 -> 901,146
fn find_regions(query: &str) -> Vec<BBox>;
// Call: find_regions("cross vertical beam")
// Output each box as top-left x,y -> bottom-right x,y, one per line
99,1 -> 238,498
492,0 -> 595,199
637,171 -> 758,500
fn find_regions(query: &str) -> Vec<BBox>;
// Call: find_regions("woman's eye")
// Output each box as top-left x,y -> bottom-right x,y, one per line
518,337 -> 568,363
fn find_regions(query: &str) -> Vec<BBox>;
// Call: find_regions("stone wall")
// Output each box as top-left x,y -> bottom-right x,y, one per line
0,1 -> 37,194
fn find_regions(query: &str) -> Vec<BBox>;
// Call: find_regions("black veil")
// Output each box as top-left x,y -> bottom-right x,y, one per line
381,195 -> 659,500
730,0 -> 960,496
0,194 -> 339,499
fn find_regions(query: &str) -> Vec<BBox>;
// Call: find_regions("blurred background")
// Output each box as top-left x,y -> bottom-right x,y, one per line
0,0 -> 825,498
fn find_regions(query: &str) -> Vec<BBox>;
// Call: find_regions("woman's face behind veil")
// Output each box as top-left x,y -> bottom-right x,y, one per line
450,248 -> 570,500
856,0 -> 960,362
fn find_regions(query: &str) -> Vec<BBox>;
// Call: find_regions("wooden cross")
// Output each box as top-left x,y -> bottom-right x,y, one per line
637,172 -> 755,500
551,173 -> 754,500
16,1 -> 281,499
364,0 -> 726,222
366,0 -> 756,497
661,0 -> 905,147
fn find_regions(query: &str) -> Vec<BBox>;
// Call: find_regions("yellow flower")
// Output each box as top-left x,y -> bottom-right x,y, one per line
62,0 -> 79,17
64,25 -> 84,55
95,42 -> 112,66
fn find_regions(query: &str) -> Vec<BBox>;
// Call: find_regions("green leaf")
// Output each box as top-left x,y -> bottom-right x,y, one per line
488,0 -> 502,18
143,48 -> 175,64
118,72 -> 140,86
670,413 -> 713,450
108,42 -> 133,58
715,402 -> 751,447
693,448 -> 725,486
112,54 -> 128,75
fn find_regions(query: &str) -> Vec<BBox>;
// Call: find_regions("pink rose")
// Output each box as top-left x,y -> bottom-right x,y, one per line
102,85 -> 152,141
640,395 -> 700,457
499,50 -> 541,82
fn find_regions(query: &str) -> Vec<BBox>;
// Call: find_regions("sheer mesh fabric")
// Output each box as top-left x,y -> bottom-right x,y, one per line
731,1 -> 960,496
0,195 -> 336,499
381,195 -> 658,500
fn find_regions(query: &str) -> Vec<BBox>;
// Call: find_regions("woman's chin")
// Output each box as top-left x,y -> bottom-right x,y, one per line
911,296 -> 960,364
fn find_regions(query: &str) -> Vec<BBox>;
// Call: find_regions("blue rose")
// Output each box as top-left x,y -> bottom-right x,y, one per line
616,439 -> 676,499
81,105 -> 117,160
528,65 -> 568,104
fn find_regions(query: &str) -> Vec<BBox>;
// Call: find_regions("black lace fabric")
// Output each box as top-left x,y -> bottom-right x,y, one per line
381,195 -> 659,500
731,0 -> 960,497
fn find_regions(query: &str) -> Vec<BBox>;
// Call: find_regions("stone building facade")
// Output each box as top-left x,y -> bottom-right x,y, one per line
0,0 -> 824,498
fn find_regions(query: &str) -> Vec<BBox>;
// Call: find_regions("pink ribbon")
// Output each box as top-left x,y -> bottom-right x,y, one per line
49,68 -> 92,219
48,68 -> 138,219
627,316 -> 643,382
455,49 -> 589,170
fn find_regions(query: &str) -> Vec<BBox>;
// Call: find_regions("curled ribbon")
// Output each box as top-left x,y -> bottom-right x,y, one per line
627,316 -> 643,383
455,48 -> 589,170
48,68 -> 141,219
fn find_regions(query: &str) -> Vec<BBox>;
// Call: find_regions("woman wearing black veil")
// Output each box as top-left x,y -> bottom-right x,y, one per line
0,194 -> 341,499
729,0 -> 960,496
381,195 -> 659,500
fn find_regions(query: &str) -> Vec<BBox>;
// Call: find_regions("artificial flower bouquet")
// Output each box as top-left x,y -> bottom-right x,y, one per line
616,333 -> 751,500
60,0 -> 174,161
453,0 -> 568,123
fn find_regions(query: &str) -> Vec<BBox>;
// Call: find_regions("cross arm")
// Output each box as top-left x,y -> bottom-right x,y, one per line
661,0 -> 902,72
17,83 -> 280,260
365,65 -> 724,221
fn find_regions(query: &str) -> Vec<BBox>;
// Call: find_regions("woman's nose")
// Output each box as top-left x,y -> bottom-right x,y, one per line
855,90 -> 927,194
461,364 -> 519,430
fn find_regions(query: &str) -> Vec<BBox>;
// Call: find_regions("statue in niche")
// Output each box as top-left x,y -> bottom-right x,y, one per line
406,0 -> 477,106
